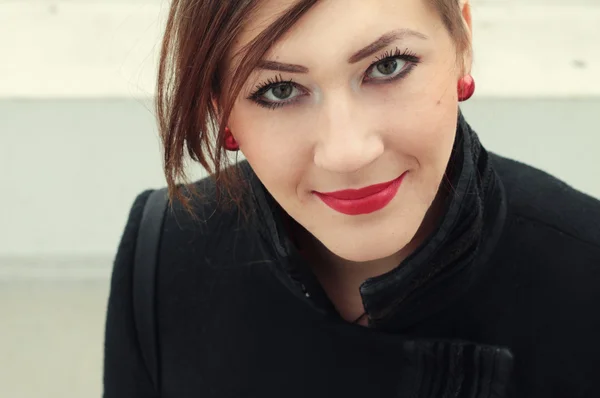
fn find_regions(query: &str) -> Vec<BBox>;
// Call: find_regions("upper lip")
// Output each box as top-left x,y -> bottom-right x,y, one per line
315,175 -> 404,200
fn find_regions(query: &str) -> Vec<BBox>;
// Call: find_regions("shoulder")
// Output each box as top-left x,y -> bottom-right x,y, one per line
159,161 -> 266,266
489,153 -> 600,331
490,152 -> 600,249
486,154 -> 600,385
116,161 -> 259,268
113,189 -> 154,270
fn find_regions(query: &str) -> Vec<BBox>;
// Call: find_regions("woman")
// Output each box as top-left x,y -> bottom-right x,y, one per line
103,0 -> 600,397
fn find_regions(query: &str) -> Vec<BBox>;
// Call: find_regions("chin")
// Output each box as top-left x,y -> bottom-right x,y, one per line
324,233 -> 413,264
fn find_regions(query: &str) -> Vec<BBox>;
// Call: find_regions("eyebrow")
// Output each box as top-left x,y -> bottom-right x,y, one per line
257,60 -> 309,74
256,28 -> 428,74
348,28 -> 429,64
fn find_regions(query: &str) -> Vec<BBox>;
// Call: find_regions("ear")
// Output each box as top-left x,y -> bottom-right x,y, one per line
459,0 -> 473,76
460,0 -> 473,33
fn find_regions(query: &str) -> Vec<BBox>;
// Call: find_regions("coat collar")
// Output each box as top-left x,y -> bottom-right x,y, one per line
244,111 -> 507,331
362,112 -> 507,331
241,111 -> 513,396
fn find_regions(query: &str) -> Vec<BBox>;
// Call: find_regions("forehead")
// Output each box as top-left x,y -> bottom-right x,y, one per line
230,0 -> 438,63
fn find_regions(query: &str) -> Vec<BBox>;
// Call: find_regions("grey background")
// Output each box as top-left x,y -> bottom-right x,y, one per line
3,98 -> 598,265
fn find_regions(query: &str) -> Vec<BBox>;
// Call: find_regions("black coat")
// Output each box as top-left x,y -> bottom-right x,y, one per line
104,115 -> 600,398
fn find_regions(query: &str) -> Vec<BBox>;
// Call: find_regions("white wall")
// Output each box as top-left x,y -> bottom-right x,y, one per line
1,0 -> 599,280
2,1 -> 600,98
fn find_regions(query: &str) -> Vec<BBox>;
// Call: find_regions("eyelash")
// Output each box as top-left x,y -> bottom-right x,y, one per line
248,74 -> 296,110
247,47 -> 421,110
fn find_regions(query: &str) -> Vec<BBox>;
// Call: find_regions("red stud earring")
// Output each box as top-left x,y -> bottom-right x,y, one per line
224,127 -> 239,151
458,74 -> 475,102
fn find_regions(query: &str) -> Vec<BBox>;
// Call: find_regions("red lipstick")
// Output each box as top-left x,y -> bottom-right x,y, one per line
314,172 -> 407,216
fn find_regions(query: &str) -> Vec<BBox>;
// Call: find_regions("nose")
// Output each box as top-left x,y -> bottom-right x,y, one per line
313,96 -> 384,174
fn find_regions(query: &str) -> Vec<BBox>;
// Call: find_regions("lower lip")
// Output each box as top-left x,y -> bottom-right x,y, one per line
314,172 -> 407,216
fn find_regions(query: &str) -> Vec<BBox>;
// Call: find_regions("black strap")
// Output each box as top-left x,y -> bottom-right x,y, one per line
133,188 -> 169,393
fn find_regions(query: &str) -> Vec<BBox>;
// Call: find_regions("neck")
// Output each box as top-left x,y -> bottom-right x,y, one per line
293,183 -> 448,323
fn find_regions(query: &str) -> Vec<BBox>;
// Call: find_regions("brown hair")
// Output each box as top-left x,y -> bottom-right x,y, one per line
156,0 -> 471,211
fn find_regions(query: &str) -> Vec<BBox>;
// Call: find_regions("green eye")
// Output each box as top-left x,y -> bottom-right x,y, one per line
248,75 -> 306,110
265,83 -> 295,101
364,47 -> 421,84
368,58 -> 407,80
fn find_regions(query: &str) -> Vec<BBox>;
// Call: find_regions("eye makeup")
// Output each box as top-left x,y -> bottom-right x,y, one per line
247,46 -> 422,110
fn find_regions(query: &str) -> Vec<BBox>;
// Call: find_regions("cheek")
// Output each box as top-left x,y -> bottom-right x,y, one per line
371,60 -> 458,160
229,105 -> 312,200
383,91 -> 457,164
378,91 -> 458,203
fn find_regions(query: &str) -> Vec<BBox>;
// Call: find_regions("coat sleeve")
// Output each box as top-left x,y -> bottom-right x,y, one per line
103,190 -> 159,398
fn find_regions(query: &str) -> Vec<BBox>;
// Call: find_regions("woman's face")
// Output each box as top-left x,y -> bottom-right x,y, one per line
227,0 -> 470,263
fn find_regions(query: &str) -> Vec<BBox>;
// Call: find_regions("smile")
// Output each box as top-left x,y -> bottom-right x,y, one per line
313,172 -> 408,216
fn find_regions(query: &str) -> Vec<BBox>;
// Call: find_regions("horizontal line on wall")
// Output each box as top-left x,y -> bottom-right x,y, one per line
0,255 -> 114,281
